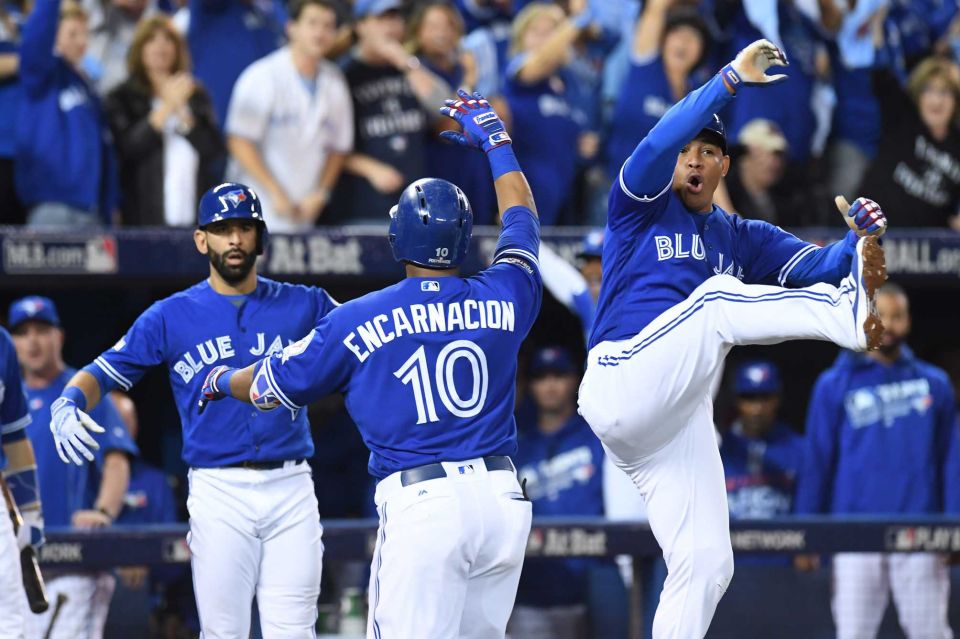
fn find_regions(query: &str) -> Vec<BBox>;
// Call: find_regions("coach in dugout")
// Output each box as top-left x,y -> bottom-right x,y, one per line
795,282 -> 960,638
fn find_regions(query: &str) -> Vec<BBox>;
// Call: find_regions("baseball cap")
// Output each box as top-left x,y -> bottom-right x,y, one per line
354,0 -> 402,19
8,296 -> 60,331
737,118 -> 788,154
576,229 -> 604,260
529,346 -> 577,378
734,360 -> 781,396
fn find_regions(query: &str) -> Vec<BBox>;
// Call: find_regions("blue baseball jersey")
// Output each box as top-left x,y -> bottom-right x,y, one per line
86,277 -> 337,468
720,421 -> 803,519
25,368 -> 138,526
116,459 -> 178,526
795,348 -> 960,515
0,327 -> 31,471
590,73 -> 858,349
257,207 -> 542,478
514,413 -> 605,607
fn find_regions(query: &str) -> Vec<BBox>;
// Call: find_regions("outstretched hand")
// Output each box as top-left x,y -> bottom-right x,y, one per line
439,89 -> 512,154
721,39 -> 789,89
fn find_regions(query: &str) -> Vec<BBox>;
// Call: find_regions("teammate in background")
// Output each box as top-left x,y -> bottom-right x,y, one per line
510,346 -> 625,639
720,360 -> 803,551
538,229 -> 602,341
577,39 -> 889,638
226,0 -> 353,233
0,326 -> 42,639
795,283 -> 960,638
8,296 -> 137,639
48,183 -> 339,638
200,91 -> 540,639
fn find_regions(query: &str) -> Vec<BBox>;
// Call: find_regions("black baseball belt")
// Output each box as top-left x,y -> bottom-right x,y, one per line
399,455 -> 515,487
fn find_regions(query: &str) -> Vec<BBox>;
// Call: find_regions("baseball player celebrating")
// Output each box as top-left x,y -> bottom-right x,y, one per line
0,326 -> 43,639
198,90 -> 541,639
48,183 -> 338,638
576,40 -> 889,638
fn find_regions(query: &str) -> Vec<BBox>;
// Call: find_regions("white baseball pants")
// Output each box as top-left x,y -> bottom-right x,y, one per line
367,458 -> 532,639
833,553 -> 952,639
579,274 -> 863,639
187,461 -> 323,639
0,509 -> 24,639
24,573 -> 114,639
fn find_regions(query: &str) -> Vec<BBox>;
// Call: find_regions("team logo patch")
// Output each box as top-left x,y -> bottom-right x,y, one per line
21,299 -> 45,316
421,281 -> 440,292
497,256 -> 534,274
474,112 -> 497,126
281,329 -> 314,363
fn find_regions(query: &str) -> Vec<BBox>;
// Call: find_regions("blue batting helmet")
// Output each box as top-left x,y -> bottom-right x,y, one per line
696,114 -> 727,154
576,228 -> 604,260
389,178 -> 473,269
197,183 -> 267,254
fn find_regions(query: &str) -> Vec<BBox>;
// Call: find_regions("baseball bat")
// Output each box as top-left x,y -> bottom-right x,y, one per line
835,195 -> 887,237
0,476 -> 50,613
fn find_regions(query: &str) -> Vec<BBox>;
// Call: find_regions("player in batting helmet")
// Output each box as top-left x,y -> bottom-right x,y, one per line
197,182 -> 268,255
388,177 -> 473,269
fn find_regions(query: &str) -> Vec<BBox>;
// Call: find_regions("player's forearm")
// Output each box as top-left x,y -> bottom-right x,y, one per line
227,364 -> 256,404
784,232 -> 857,288
0,53 -> 18,79
64,370 -> 104,412
493,165 -> 537,216
227,136 -> 286,201
622,73 -> 735,196
95,451 -> 130,520
1,438 -> 41,513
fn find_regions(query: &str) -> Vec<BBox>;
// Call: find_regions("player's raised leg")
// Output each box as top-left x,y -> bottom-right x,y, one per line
256,466 -> 324,637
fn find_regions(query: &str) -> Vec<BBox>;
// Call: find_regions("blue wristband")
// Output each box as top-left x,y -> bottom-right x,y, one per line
61,385 -> 88,412
5,466 -> 41,511
719,64 -> 742,91
215,368 -> 237,396
487,144 -> 522,180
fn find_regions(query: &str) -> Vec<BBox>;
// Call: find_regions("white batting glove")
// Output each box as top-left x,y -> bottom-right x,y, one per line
16,510 -> 44,552
720,39 -> 789,89
50,397 -> 104,465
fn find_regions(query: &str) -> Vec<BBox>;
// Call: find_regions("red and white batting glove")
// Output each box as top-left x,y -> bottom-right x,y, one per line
847,197 -> 887,237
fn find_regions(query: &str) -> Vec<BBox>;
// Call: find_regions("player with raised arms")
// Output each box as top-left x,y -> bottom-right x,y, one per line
577,39 -> 889,638
47,183 -> 338,638
198,90 -> 541,639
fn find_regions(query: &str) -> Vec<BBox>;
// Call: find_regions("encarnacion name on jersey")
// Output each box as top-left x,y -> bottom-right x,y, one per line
343,300 -> 516,362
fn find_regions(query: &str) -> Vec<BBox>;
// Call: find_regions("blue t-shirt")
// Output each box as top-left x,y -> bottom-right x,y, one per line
605,55 -> 686,179
503,56 -> 585,226
25,368 -> 138,527
257,207 -> 542,478
85,277 -> 337,468
115,459 -> 178,526
514,413 -> 605,607
829,47 -> 881,157
0,327 -> 30,470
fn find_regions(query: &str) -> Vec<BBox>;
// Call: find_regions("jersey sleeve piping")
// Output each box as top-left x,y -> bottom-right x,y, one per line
263,357 -> 301,411
493,247 -> 540,271
777,244 -> 820,286
618,164 -> 671,203
0,413 -> 31,435
94,356 -> 133,391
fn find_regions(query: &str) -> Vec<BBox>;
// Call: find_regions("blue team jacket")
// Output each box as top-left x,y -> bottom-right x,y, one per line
15,0 -> 117,216
795,347 -> 960,515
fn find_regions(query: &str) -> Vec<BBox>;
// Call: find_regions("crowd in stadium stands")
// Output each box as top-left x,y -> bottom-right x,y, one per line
2,0 -> 960,229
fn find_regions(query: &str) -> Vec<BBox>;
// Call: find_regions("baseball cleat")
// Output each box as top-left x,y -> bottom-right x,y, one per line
850,236 -> 887,351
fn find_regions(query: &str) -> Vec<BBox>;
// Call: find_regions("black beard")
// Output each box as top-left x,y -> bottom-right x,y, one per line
209,247 -> 256,284
878,333 -> 905,357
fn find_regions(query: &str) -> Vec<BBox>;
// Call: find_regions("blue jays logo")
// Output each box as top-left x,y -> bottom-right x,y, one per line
219,189 -> 248,211
21,299 -> 45,316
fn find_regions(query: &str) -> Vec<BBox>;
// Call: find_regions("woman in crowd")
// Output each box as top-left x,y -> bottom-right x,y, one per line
105,15 -> 222,227
859,56 -> 960,229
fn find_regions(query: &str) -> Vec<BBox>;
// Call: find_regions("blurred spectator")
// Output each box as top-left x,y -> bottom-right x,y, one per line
0,0 -> 24,224
105,15 -> 222,226
720,360 -> 802,524
795,282 -> 960,638
7,295 -> 138,639
83,0 -> 158,95
858,56 -> 960,229
408,0 -> 497,223
458,0 -> 513,99
225,0 -> 351,232
16,0 -> 119,228
501,1 -> 590,226
329,0 -> 452,223
726,118 -> 808,227
182,0 -> 286,130
538,228 -> 602,342
510,346 -> 626,639
604,0 -> 709,180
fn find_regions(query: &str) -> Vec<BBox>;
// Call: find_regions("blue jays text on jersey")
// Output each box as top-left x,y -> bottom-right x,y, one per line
254,206 -> 542,479
26,368 -> 138,526
83,277 -> 337,467
0,328 -> 31,471
795,347 -> 960,515
590,73 -> 859,349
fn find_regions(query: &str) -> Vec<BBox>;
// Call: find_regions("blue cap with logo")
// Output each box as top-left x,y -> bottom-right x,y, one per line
354,0 -> 402,18
576,228 -> 604,260
734,360 -> 781,396
8,296 -> 60,330
529,346 -> 577,377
